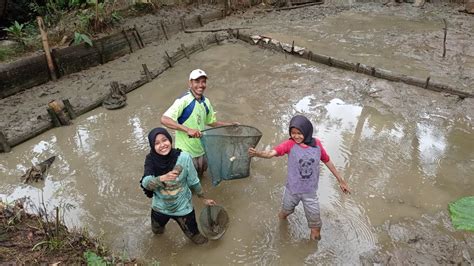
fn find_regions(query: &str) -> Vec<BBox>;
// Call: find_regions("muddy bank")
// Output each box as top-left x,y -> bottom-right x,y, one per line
0,199 -> 137,264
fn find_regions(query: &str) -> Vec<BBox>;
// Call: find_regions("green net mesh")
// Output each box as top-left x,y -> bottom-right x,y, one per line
201,125 -> 262,186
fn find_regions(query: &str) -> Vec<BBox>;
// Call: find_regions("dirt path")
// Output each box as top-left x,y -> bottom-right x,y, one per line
1,1 -> 473,151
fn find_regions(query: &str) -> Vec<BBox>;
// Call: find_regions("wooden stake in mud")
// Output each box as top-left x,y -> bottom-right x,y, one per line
47,108 -> 61,127
180,17 -> 186,31
224,0 -> 229,17
62,99 -> 77,120
442,19 -> 447,58
198,15 -> 204,27
142,64 -> 152,82
0,131 -> 11,153
132,30 -> 142,49
37,16 -> 57,81
122,29 -> 134,53
181,44 -> 189,59
161,21 -> 169,40
165,51 -> 174,67
199,38 -> 206,50
134,25 -> 145,48
425,76 -> 431,89
48,100 -> 71,126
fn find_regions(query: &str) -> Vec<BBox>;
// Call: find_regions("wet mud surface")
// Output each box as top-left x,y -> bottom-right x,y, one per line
1,1 -> 473,264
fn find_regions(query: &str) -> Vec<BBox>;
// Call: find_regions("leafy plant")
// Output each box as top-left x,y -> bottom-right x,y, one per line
84,250 -> 108,266
4,21 -> 26,43
73,32 -> 93,46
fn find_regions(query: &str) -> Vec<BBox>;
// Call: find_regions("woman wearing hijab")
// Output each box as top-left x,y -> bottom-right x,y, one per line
140,127 -> 215,244
248,115 -> 350,241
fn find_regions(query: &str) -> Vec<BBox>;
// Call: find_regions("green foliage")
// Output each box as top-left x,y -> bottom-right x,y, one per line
4,21 -> 26,42
31,238 -> 63,251
0,47 -> 16,62
73,32 -> 93,46
84,251 -> 108,266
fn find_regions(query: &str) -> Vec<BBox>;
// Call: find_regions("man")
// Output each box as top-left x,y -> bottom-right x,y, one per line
161,69 -> 237,178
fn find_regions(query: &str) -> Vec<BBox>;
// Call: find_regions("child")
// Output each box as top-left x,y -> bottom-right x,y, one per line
140,127 -> 216,245
248,115 -> 350,240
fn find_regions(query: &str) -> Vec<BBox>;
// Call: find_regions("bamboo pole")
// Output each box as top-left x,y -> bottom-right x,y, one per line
442,19 -> 447,58
142,64 -> 152,82
62,99 -> 77,120
0,131 -> 11,153
185,27 -> 251,33
37,16 -> 57,81
122,29 -> 134,53
161,21 -> 169,40
181,44 -> 189,59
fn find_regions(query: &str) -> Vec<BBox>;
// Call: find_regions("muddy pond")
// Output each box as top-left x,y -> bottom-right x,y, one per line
1,43 -> 473,264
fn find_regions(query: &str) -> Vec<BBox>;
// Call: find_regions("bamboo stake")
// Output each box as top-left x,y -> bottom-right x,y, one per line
442,19 -> 447,58
0,131 -> 11,153
181,17 -> 186,31
37,16 -> 57,81
199,38 -> 206,50
185,27 -> 250,33
161,21 -> 169,40
122,29 -> 133,53
425,76 -> 430,89
181,44 -> 189,59
165,51 -> 173,67
62,99 -> 77,120
142,64 -> 152,82
47,108 -> 61,127
198,15 -> 204,27
134,25 -> 145,48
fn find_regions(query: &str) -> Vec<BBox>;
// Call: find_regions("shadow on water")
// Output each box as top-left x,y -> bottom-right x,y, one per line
1,43 -> 473,264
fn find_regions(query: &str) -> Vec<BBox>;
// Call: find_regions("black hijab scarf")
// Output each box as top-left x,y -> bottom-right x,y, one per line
140,127 -> 181,198
289,115 -> 316,147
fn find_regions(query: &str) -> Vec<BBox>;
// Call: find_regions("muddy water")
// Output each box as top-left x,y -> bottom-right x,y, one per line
1,43 -> 473,264
250,6 -> 474,92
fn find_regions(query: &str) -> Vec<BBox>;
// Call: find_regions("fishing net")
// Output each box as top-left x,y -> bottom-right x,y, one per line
198,205 -> 229,240
201,125 -> 262,186
448,196 -> 474,232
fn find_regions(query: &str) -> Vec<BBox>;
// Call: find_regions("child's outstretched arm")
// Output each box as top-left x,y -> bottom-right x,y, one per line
324,160 -> 351,194
248,147 -> 277,159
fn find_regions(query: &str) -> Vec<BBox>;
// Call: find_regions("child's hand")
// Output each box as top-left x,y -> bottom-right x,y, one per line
339,180 -> 351,194
160,170 -> 179,182
203,198 -> 216,206
248,147 -> 257,157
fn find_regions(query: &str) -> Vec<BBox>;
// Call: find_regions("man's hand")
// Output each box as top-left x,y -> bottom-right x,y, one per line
186,128 -> 202,138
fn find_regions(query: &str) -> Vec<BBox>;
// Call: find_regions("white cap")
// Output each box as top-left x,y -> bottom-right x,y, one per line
189,69 -> 207,80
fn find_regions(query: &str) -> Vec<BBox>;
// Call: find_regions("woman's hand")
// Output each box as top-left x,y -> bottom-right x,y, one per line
160,170 -> 179,182
203,198 -> 216,206
339,180 -> 351,194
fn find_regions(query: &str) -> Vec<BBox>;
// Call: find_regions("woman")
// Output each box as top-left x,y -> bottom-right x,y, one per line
140,127 -> 215,244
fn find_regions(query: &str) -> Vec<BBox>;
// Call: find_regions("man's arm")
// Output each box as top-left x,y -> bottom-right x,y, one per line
161,115 -> 201,138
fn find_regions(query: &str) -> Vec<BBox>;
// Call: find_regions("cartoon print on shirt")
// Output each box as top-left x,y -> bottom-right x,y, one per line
298,157 -> 315,179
